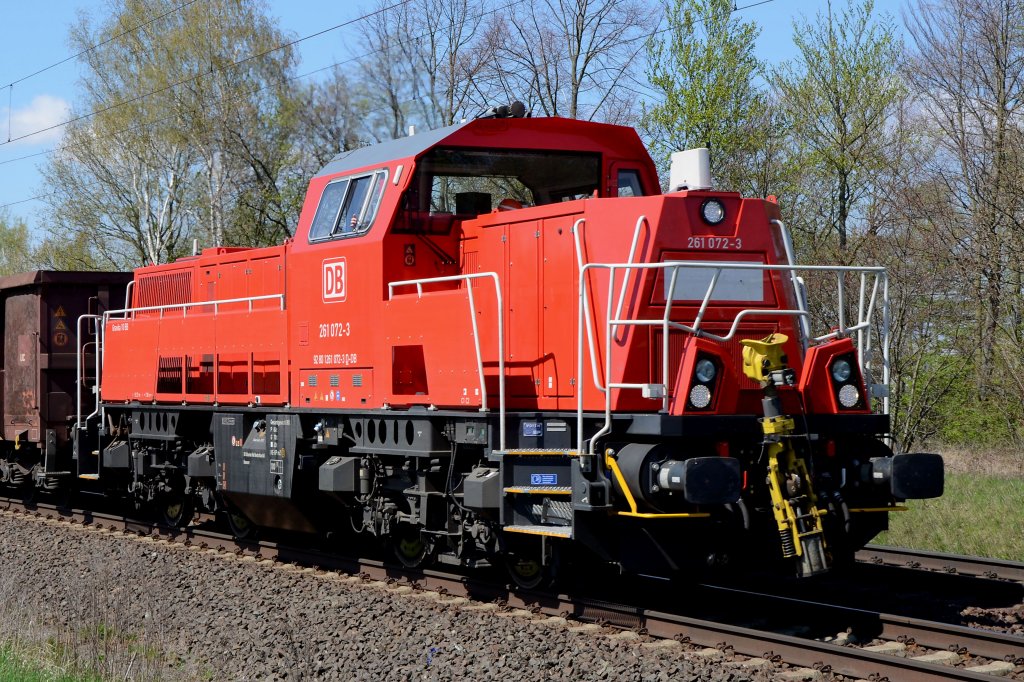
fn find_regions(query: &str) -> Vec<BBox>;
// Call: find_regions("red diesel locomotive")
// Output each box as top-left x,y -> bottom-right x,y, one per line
37,107 -> 942,582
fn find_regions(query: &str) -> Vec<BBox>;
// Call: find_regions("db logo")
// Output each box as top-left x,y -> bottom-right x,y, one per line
322,257 -> 347,303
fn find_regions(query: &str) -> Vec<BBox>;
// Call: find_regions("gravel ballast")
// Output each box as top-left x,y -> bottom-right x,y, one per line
0,510 -> 779,681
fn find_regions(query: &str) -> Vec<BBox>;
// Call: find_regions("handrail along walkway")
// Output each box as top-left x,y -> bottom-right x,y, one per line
388,272 -> 506,451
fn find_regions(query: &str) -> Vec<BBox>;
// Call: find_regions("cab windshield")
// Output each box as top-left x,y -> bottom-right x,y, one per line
396,148 -> 601,234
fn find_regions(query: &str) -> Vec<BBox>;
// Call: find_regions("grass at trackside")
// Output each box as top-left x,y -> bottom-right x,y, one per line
0,644 -> 101,682
876,471 -> 1024,561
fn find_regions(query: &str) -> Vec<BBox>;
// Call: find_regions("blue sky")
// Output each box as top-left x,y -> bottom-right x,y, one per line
0,0 -> 904,235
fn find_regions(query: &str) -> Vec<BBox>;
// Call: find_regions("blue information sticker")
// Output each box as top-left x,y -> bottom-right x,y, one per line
530,473 -> 557,485
522,421 -> 544,437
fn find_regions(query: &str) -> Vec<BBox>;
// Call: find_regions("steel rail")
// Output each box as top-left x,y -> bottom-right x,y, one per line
698,583 -> 1024,664
1,496 -> 1019,681
859,544 -> 1024,583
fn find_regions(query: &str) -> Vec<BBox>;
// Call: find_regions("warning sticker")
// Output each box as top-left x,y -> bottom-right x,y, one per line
52,305 -> 70,347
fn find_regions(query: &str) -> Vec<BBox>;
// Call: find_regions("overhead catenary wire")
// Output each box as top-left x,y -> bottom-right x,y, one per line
0,0 -> 416,149
1,0 -> 204,89
0,0 -> 532,173
3,0 -> 203,145
0,0 -> 778,171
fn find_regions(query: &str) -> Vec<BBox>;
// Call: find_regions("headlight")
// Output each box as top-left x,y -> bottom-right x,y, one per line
838,384 -> 860,408
689,384 -> 712,409
831,359 -> 852,383
700,199 -> 725,225
695,358 -> 716,384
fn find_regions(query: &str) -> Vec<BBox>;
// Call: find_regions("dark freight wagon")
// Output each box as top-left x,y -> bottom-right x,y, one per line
0,271 -> 130,490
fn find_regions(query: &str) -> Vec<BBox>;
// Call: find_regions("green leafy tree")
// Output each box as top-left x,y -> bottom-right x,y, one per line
42,0 -> 300,267
904,0 -> 1024,397
640,0 -> 767,193
0,210 -> 37,275
772,0 -> 905,251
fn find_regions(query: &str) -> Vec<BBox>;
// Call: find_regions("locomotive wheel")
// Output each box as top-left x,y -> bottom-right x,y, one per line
392,524 -> 433,568
504,539 -> 558,590
159,494 -> 194,529
225,506 -> 257,541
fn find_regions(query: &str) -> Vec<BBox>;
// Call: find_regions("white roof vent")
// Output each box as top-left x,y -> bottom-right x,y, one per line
669,148 -> 712,191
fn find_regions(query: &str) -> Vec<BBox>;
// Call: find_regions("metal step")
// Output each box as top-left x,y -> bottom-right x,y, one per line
494,449 -> 579,457
503,485 -> 572,495
504,524 -> 572,538
78,473 -> 99,480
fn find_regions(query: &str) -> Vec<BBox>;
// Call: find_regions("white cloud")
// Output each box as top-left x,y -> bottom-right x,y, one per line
2,94 -> 71,146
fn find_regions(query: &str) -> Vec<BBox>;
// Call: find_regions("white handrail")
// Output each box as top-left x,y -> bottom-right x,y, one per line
75,314 -> 103,430
123,280 -> 135,314
577,259 -> 890,455
571,218 -> 607,394
388,272 -> 506,450
104,293 -> 285,320
612,215 -> 648,344
771,219 -> 810,349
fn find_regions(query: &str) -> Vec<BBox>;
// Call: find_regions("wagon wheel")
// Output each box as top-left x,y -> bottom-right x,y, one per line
392,523 -> 433,569
159,493 -> 194,529
225,505 -> 257,541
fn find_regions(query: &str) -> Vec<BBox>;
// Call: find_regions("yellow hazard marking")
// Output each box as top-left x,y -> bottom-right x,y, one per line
54,319 -> 69,331
54,306 -> 66,317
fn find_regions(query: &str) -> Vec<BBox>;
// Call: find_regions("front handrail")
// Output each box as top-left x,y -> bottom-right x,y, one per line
388,272 -> 506,451
612,215 -> 648,344
577,260 -> 890,455
771,219 -> 811,349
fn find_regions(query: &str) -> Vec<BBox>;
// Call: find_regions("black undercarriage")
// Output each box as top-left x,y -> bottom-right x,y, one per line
0,404 -> 912,584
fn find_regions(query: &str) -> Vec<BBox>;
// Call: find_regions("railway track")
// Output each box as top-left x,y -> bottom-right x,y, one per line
858,544 -> 1024,583
2,495 -> 1022,681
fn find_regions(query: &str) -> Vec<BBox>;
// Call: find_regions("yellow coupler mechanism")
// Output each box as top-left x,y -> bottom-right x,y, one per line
742,334 -> 830,577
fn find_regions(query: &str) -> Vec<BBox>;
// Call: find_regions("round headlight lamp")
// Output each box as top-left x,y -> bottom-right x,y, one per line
831,359 -> 852,383
700,199 -> 725,225
838,384 -> 860,408
689,384 -> 712,409
694,358 -> 716,384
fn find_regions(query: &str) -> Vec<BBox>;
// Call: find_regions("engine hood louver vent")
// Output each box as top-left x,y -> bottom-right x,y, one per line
135,270 -> 193,308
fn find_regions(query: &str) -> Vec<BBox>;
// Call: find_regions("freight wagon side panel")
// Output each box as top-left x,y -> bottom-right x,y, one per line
4,292 -> 39,442
0,273 -> 129,447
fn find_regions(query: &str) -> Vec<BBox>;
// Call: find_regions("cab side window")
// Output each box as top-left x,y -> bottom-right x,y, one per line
309,180 -> 348,240
308,168 -> 389,242
339,175 -> 373,234
617,169 -> 644,197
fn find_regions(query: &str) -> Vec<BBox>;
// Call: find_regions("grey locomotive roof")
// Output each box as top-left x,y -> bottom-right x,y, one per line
314,121 -> 468,179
